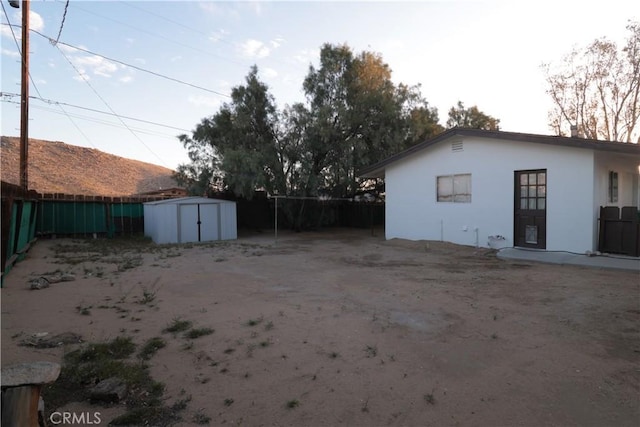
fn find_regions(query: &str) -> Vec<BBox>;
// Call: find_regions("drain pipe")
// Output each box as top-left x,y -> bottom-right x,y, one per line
440,219 -> 444,242
474,227 -> 479,248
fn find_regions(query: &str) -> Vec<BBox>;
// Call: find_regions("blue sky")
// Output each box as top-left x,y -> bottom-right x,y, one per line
1,1 -> 636,171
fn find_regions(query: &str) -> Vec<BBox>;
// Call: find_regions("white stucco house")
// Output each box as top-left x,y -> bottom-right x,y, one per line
359,128 -> 640,255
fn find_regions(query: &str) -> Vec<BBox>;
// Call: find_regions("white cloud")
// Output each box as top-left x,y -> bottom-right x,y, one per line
270,37 -> 285,49
0,10 -> 44,38
240,39 -> 270,59
188,95 -> 222,109
1,48 -> 20,58
198,2 -> 239,20
73,71 -> 89,82
29,11 -> 44,32
58,44 -> 81,54
1,24 -> 16,39
119,76 -> 133,84
248,1 -> 263,16
293,48 -> 319,65
209,29 -> 229,43
262,67 -> 278,79
74,55 -> 119,78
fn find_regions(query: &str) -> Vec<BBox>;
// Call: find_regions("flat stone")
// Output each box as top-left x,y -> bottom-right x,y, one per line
29,277 -> 49,290
1,361 -> 61,387
89,377 -> 127,403
20,332 -> 83,348
45,274 -> 76,283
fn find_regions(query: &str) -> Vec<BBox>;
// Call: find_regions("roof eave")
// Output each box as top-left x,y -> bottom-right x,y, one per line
357,128 -> 640,178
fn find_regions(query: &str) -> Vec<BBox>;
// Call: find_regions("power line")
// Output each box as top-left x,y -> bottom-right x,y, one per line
29,28 -> 231,98
2,23 -> 232,98
1,2 -> 43,99
53,0 -> 70,45
55,44 -> 170,168
2,99 -> 182,139
0,7 -> 100,150
66,1 -> 248,69
1,92 -> 192,133
117,0 -> 236,49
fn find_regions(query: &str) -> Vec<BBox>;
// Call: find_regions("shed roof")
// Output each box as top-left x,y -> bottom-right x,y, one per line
359,128 -> 640,178
143,196 -> 235,206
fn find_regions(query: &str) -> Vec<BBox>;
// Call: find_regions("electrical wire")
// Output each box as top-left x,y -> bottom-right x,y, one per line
53,0 -> 69,45
1,2 -> 43,99
116,0 -> 237,48
1,92 -> 191,133
0,7 -> 100,150
1,99 -> 180,139
55,44 -> 170,167
66,1 -> 248,69
30,28 -> 231,98
2,23 -> 232,98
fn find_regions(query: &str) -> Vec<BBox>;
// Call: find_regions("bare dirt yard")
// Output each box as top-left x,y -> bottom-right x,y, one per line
2,229 -> 638,426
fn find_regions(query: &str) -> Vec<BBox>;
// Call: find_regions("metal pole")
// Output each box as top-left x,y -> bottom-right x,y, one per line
274,196 -> 278,246
19,0 -> 30,191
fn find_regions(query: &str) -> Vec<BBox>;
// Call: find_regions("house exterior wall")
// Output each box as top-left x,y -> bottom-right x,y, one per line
385,136 -> 597,253
593,152 -> 640,208
592,152 -> 640,250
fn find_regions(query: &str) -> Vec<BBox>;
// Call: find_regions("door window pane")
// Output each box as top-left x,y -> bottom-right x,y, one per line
520,174 -> 528,185
529,198 -> 537,209
537,186 -> 546,197
528,173 -> 537,184
529,186 -> 537,197
538,198 -> 546,210
520,187 -> 528,198
525,225 -> 538,244
520,199 -> 527,209
537,173 -> 546,185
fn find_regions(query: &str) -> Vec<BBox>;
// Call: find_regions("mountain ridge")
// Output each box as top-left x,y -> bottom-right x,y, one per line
1,136 -> 181,196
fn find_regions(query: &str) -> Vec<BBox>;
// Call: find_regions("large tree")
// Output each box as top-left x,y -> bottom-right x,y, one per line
176,43 -> 443,224
543,20 -> 640,142
446,100 -> 500,130
175,66 -> 286,199
302,43 -> 441,197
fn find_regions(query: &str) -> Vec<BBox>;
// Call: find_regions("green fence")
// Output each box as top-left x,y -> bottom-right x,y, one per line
2,186 -> 167,285
1,182 -> 40,286
36,200 -> 146,237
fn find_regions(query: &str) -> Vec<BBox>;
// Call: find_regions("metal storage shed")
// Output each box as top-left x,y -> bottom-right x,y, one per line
143,197 -> 237,244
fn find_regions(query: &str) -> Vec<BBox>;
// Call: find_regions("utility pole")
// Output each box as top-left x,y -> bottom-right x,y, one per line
18,0 -> 29,191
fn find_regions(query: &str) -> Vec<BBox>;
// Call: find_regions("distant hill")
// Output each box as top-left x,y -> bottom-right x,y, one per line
1,136 -> 182,196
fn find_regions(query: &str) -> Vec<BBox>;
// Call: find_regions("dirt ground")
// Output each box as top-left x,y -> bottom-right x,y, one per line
1,228 -> 638,426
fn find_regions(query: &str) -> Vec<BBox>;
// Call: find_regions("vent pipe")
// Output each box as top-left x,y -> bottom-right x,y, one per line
570,125 -> 579,138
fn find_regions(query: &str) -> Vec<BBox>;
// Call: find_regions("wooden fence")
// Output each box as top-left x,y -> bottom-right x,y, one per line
1,183 -> 168,286
1,182 -> 40,285
598,206 -> 640,257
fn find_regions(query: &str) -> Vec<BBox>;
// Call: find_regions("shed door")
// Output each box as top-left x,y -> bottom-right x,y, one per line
179,204 -> 199,243
514,170 -> 546,249
179,203 -> 219,243
199,204 -> 219,242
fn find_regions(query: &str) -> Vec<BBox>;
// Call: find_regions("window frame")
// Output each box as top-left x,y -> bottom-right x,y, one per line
437,173 -> 472,203
608,171 -> 618,203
